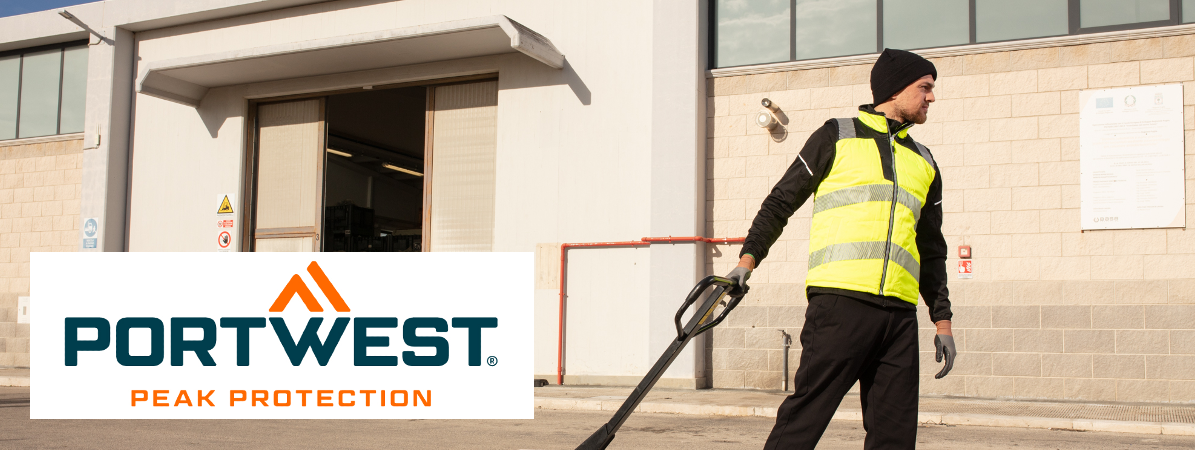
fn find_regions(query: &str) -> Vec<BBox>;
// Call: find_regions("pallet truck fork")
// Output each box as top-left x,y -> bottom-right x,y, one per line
575,275 -> 746,450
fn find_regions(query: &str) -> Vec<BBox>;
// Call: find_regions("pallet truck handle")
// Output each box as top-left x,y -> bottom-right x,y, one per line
673,276 -> 747,340
576,276 -> 748,450
695,293 -> 743,336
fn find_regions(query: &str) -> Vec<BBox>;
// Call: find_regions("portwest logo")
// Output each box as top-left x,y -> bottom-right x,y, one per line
65,262 -> 498,368
270,262 -> 350,313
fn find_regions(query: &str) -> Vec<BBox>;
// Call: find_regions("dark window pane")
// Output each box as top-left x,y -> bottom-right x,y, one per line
17,49 -> 61,138
884,0 -> 969,50
796,0 -> 876,60
1081,0 -> 1169,28
59,45 -> 88,134
715,0 -> 791,68
976,0 -> 1068,43
0,55 -> 18,140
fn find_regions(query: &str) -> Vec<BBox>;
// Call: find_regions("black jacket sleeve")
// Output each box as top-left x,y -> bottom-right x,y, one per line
739,121 -> 838,266
916,164 -> 953,323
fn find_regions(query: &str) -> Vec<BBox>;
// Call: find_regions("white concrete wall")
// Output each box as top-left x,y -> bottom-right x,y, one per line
121,0 -> 706,386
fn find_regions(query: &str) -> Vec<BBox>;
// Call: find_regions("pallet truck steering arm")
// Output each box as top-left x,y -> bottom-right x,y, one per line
575,275 -> 747,450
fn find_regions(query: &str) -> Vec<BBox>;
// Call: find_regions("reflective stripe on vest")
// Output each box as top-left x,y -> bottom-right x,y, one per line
835,117 -> 856,140
806,110 -> 937,305
808,241 -> 921,283
811,183 -> 923,224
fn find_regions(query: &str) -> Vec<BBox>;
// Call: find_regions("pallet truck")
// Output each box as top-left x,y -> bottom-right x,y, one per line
575,275 -> 747,450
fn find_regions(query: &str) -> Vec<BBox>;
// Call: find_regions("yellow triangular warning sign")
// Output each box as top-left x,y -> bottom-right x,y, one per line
217,195 -> 234,214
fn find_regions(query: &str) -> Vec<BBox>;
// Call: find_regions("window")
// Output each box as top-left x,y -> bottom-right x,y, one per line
0,56 -> 18,139
0,41 -> 88,140
796,0 -> 876,60
884,0 -> 970,51
714,0 -> 791,68
1081,0 -> 1170,29
711,1 -> 1190,69
975,0 -> 1068,43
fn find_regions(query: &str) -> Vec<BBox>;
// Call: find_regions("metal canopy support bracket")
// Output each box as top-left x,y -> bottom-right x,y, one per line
136,15 -> 564,107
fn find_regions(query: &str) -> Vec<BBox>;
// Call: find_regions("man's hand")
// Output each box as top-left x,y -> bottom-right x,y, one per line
933,320 -> 955,379
724,255 -> 755,297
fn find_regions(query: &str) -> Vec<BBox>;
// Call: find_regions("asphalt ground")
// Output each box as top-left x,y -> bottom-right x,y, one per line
4,387 -> 1195,449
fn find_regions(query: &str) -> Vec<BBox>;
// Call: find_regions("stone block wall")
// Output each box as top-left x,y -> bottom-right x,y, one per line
706,36 -> 1195,402
0,137 -> 82,367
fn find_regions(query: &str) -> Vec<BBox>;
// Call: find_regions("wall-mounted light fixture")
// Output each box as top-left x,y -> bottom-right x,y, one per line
58,9 -> 110,44
755,98 -> 779,130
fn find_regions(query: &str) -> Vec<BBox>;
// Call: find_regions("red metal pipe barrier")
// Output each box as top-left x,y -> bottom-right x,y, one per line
556,236 -> 746,385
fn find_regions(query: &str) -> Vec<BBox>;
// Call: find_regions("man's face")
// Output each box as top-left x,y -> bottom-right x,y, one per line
891,75 -> 936,124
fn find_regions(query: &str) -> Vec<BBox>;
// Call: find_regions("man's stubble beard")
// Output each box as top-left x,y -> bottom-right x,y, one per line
896,102 -> 928,125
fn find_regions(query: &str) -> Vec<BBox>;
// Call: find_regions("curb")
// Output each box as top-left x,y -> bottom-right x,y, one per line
534,397 -> 1195,437
0,376 -> 29,387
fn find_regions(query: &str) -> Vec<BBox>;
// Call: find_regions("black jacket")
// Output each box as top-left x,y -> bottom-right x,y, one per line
739,105 -> 953,323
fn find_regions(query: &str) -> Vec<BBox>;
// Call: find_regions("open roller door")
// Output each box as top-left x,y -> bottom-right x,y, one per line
252,98 -> 325,251
426,80 -> 499,252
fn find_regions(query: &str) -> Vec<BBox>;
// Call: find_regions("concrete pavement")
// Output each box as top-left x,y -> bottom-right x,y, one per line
535,385 -> 1195,437
3,386 -> 1195,449
6,374 -> 1194,436
0,368 -> 27,387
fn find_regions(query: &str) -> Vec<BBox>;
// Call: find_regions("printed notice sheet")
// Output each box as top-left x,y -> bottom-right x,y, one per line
1079,84 -> 1186,230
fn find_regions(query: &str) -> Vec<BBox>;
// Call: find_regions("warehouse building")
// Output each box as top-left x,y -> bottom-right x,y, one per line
0,0 -> 1193,403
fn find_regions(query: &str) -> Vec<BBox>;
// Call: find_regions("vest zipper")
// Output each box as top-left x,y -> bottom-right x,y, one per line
878,127 -> 902,296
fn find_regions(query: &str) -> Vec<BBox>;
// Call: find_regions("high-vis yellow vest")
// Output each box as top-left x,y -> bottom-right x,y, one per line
807,109 -> 938,305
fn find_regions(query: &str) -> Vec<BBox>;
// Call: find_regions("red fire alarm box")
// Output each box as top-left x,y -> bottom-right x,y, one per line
959,245 -> 971,259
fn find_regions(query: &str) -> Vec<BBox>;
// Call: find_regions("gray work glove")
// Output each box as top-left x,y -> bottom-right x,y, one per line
724,266 -> 751,298
934,334 -> 956,379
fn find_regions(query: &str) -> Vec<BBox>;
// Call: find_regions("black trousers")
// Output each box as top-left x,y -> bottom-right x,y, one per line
764,294 -> 919,450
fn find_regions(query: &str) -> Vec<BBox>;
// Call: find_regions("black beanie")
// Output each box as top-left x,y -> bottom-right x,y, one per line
871,48 -> 937,105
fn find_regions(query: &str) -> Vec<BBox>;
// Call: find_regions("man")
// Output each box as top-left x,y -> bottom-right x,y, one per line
725,48 -> 956,450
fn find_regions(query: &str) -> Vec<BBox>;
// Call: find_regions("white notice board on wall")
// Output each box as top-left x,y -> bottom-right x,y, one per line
1079,84 -> 1186,230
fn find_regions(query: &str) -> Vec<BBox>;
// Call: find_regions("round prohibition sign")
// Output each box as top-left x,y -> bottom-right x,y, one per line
218,231 -> 232,248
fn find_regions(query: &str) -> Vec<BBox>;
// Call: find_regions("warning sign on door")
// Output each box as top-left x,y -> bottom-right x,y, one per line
957,260 -> 973,279
217,195 -> 235,214
216,194 -> 236,252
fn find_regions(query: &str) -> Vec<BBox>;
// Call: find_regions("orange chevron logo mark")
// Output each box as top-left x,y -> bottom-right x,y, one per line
269,261 -> 351,313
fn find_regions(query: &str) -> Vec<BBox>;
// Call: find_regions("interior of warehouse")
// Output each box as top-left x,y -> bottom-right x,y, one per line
322,86 -> 426,253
